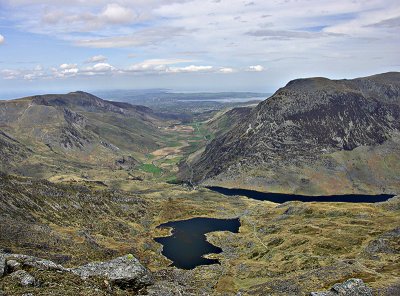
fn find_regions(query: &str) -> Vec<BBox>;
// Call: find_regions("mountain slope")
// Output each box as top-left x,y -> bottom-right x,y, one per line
0,91 -> 171,178
188,72 -> 400,195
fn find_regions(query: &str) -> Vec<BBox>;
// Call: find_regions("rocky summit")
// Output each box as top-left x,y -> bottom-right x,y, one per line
187,72 -> 400,195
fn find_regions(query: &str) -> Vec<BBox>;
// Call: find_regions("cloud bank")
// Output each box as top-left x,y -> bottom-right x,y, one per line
0,0 -> 399,90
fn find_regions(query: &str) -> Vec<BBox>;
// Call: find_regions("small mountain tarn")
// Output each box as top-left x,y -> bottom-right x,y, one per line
154,217 -> 240,269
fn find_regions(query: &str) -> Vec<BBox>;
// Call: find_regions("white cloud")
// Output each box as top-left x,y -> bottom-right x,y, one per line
166,65 -> 213,73
60,63 -> 77,70
1,69 -> 20,80
219,67 -> 236,74
0,34 -> 4,44
63,68 -> 79,74
54,64 -> 79,78
127,59 -> 215,74
83,62 -> 115,74
86,55 -> 107,63
247,65 -> 265,72
100,3 -> 134,24
1,65 -> 45,80
128,58 -> 195,72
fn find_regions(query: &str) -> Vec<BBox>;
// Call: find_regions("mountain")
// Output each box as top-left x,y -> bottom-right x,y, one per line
0,91 -> 171,178
187,72 -> 400,195
206,106 -> 253,138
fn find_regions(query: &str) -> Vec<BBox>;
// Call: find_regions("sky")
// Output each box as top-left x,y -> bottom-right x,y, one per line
0,0 -> 399,97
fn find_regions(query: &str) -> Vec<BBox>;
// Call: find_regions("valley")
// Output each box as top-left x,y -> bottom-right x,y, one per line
0,73 -> 399,295
2,1 -> 400,294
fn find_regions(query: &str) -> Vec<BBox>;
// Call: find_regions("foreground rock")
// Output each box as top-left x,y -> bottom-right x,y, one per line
10,270 -> 36,287
5,254 -> 69,272
71,255 -> 154,290
0,252 -> 153,292
310,278 -> 372,296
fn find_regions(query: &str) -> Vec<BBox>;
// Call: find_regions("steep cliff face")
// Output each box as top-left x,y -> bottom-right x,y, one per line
189,72 -> 400,194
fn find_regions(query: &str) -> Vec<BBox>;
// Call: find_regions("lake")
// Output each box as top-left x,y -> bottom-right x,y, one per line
155,217 -> 240,269
207,186 -> 395,203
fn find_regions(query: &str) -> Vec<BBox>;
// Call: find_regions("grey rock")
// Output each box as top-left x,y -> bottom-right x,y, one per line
283,204 -> 310,216
364,227 -> 400,257
6,254 -> 68,272
115,155 -> 139,170
310,278 -> 372,295
6,259 -> 21,272
72,255 -> 153,290
364,238 -> 394,255
10,270 -> 36,286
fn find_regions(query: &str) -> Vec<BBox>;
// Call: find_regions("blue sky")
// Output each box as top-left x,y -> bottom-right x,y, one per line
0,0 -> 399,97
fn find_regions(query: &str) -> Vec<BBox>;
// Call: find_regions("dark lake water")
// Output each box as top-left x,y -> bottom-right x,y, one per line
155,217 -> 240,269
207,186 -> 395,203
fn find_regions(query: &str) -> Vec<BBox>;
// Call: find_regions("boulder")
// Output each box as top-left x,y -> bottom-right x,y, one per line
10,270 -> 36,286
6,259 -> 21,272
71,255 -> 153,290
310,278 -> 372,296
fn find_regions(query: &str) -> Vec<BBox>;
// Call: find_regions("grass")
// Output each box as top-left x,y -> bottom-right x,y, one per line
145,153 -> 156,160
139,163 -> 162,175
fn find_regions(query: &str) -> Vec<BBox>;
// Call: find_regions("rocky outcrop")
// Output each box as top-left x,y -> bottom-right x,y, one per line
63,107 -> 87,128
6,260 -> 21,272
310,278 -> 372,295
71,255 -> 154,289
0,253 -> 153,291
363,227 -> 400,259
10,270 -> 36,287
5,254 -> 69,272
115,155 -> 140,170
